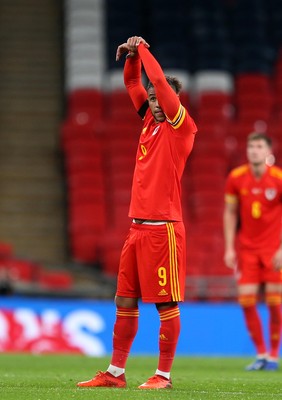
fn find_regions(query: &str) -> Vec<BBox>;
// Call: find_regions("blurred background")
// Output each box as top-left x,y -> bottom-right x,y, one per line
0,0 -> 282,355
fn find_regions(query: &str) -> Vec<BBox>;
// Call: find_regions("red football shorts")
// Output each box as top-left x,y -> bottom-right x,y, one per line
237,249 -> 282,284
116,221 -> 186,303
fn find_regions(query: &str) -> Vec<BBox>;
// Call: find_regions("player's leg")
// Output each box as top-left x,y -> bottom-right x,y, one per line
138,301 -> 180,389
76,296 -> 138,388
77,227 -> 140,388
107,296 -> 139,377
155,301 -> 180,377
264,282 -> 282,370
237,250 -> 268,370
137,222 -> 185,389
238,283 -> 268,370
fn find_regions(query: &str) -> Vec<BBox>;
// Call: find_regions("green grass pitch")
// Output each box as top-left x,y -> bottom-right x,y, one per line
0,354 -> 281,400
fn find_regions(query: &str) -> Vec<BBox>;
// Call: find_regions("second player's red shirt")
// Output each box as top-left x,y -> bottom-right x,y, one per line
225,164 -> 282,251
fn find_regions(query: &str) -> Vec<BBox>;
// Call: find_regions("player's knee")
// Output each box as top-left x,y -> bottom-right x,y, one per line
155,301 -> 178,310
115,296 -> 138,308
238,294 -> 257,307
265,292 -> 282,306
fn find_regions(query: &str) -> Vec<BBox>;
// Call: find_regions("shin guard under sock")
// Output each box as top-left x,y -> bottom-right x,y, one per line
111,307 -> 139,368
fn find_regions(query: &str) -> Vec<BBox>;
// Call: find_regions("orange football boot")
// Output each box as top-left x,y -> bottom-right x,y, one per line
138,374 -> 172,389
77,371 -> 126,388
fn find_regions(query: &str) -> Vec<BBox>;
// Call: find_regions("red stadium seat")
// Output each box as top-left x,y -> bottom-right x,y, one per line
235,73 -> 272,94
5,259 -> 42,283
70,232 -> 100,263
106,90 -> 139,122
67,89 -> 104,121
69,203 -> 106,233
0,242 -> 13,259
99,229 -> 128,276
39,270 -> 73,290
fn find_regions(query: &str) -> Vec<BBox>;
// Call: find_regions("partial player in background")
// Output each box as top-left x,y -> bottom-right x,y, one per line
77,36 -> 197,389
223,132 -> 282,371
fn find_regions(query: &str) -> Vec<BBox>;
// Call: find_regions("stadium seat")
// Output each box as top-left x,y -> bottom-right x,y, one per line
193,71 -> 233,93
105,92 -> 142,123
66,89 -> 104,121
39,270 -> 73,290
99,229 -> 128,276
70,231 -> 100,263
67,171 -> 104,191
0,242 -> 13,259
69,202 -> 106,232
5,259 -> 42,283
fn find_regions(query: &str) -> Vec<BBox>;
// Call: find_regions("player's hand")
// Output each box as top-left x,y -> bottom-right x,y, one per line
116,42 -> 130,61
272,248 -> 282,270
224,249 -> 237,270
116,36 -> 150,61
127,36 -> 150,52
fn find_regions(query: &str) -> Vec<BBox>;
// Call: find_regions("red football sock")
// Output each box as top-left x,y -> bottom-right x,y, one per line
157,306 -> 181,373
242,305 -> 267,355
111,307 -> 139,368
268,304 -> 282,359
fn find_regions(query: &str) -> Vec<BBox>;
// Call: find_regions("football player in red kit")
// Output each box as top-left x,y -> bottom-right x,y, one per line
224,132 -> 282,371
77,36 -> 197,389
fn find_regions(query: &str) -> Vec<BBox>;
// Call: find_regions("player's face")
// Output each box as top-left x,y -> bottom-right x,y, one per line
147,88 -> 166,122
246,139 -> 271,166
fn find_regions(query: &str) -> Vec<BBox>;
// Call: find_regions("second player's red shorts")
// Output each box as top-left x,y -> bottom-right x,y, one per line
116,221 -> 186,303
237,248 -> 282,284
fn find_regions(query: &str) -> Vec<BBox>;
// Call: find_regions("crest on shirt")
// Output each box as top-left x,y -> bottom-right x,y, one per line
265,188 -> 277,200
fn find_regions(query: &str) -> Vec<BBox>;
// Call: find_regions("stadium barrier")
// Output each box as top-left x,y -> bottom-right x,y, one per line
0,297 -> 276,356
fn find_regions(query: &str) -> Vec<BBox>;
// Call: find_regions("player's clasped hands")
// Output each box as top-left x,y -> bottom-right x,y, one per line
116,36 -> 150,61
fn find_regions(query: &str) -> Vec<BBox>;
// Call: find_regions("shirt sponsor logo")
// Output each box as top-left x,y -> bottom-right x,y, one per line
265,188 -> 277,200
152,126 -> 160,136
251,188 -> 262,195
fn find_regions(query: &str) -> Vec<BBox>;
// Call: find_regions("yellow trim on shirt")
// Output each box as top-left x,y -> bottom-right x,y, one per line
230,164 -> 249,178
269,166 -> 282,180
225,194 -> 238,204
166,104 -> 186,130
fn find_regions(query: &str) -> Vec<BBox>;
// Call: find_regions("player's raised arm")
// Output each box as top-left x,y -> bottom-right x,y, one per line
123,52 -> 148,115
116,37 -> 148,115
136,42 -> 181,122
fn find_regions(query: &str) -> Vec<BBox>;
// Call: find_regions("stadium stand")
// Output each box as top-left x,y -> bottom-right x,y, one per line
0,249 -> 74,294
2,0 -> 282,299
59,0 -> 282,300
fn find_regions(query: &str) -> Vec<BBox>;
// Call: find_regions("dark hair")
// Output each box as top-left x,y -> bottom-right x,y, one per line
247,132 -> 272,147
147,75 -> 182,94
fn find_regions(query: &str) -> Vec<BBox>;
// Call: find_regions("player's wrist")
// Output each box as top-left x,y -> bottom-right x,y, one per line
126,51 -> 137,59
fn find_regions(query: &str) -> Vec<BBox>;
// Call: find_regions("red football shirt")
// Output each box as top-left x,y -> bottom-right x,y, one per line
225,164 -> 282,250
124,44 -> 197,221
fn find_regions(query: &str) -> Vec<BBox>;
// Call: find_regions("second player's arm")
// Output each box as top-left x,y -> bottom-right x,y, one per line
223,200 -> 238,269
272,228 -> 282,270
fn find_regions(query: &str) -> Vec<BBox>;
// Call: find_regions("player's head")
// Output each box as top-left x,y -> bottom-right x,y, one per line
147,76 -> 182,122
246,132 -> 273,166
